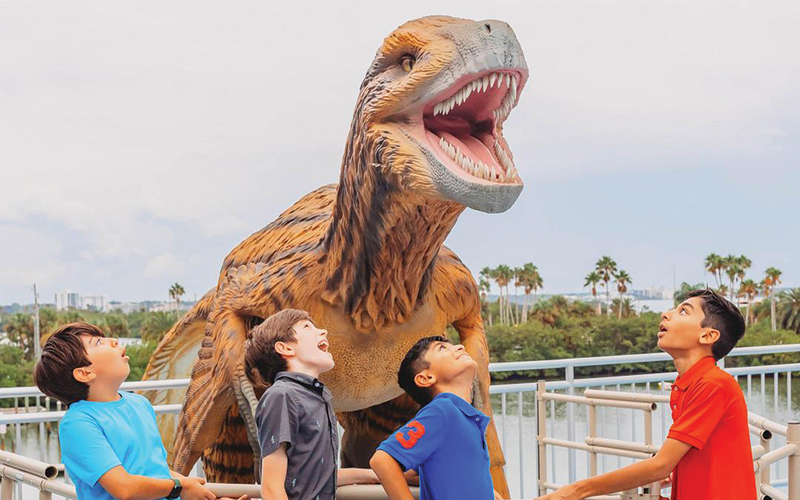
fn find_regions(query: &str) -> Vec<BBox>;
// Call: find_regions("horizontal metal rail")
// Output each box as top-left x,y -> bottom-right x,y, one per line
0,378 -> 191,399
0,404 -> 181,425
490,343 -> 800,373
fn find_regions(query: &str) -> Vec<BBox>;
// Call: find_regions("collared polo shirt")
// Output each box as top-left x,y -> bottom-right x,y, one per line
666,356 -> 756,500
255,371 -> 339,500
377,392 -> 494,500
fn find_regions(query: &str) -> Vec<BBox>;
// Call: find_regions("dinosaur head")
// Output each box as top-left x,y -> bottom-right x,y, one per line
351,16 -> 528,213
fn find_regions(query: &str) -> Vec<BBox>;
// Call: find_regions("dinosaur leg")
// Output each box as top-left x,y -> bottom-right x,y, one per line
201,402 -> 257,483
172,310 -> 248,478
338,394 -> 419,468
454,316 -> 510,499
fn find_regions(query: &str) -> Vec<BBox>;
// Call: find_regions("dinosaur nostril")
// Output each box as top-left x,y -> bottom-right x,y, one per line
484,23 -> 492,33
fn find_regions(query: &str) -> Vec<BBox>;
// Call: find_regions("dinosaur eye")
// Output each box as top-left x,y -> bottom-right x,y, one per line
400,54 -> 415,73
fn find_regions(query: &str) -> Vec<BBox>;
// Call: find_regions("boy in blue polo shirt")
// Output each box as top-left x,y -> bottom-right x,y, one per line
370,336 -> 502,500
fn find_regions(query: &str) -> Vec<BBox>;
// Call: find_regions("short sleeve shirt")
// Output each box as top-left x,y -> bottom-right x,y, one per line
666,357 -> 756,500
255,371 -> 339,500
59,391 -> 172,500
377,393 -> 494,500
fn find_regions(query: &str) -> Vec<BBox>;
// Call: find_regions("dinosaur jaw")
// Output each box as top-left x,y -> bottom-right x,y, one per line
411,69 -> 526,213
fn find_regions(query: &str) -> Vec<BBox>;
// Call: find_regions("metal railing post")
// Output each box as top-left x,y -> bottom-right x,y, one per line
643,410 -> 659,499
760,430 -> 771,487
537,381 -> 547,497
587,404 -> 597,477
566,365 -> 576,483
1,476 -> 13,500
788,421 -> 800,500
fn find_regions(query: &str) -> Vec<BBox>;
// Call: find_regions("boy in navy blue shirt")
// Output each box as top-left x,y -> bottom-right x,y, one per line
370,336 -> 503,500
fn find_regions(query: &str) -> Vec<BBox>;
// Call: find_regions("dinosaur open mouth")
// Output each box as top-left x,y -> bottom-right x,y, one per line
422,70 -> 522,185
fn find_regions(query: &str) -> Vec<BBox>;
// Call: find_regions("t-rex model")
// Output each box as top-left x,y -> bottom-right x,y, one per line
143,15 -> 527,498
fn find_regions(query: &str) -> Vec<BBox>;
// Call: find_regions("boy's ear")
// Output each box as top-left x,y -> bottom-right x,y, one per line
414,369 -> 436,389
73,366 -> 96,384
274,341 -> 294,358
699,328 -> 721,346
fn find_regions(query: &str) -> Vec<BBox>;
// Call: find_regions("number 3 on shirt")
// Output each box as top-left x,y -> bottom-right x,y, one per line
395,420 -> 426,449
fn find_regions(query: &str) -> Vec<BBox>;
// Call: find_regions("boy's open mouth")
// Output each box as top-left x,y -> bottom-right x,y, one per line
317,339 -> 329,352
658,323 -> 668,337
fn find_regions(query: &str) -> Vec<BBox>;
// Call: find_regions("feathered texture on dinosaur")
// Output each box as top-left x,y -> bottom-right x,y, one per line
142,15 -> 528,498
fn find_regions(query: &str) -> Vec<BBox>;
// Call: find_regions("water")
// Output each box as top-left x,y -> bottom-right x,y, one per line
4,376 -> 800,499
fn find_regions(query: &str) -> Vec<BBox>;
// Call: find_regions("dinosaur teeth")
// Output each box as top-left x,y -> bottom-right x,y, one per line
436,135 -> 517,184
431,71 -> 518,118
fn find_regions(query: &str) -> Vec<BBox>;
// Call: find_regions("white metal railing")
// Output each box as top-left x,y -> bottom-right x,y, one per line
0,449 -> 411,500
533,384 -> 800,500
2,344 -> 799,499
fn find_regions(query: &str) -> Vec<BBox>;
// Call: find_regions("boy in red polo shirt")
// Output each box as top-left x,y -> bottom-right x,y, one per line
537,289 -> 756,500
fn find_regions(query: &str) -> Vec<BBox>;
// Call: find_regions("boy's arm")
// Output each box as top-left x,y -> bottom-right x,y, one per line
536,438 -> 690,500
370,451 -> 416,500
99,466 -> 214,500
337,467 -> 380,486
261,444 -> 290,500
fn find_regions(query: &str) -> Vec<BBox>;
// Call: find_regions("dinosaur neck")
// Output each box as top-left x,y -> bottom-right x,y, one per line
322,157 -> 464,331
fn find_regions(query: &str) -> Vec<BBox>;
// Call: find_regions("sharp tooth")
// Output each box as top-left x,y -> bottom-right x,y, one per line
482,76 -> 489,92
490,165 -> 497,181
463,86 -> 472,102
510,77 -> 517,99
434,103 -> 441,116
505,73 -> 511,87
489,73 -> 497,87
483,163 -> 490,179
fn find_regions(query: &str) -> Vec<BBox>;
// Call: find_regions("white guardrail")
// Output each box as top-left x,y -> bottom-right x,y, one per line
1,344 -> 800,499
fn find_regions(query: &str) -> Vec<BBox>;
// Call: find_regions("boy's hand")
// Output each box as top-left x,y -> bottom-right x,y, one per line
534,483 -> 582,500
179,476 -> 215,500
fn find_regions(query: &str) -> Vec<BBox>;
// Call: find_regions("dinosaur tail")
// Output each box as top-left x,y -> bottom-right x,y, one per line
141,289 -> 215,457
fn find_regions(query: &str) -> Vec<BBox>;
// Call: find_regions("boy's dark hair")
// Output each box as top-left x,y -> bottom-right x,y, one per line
686,288 -> 746,360
33,322 -> 106,406
398,336 -> 449,406
244,309 -> 312,385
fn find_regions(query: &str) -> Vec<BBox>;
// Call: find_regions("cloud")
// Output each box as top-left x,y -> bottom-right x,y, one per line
1,0 -> 797,302
143,253 -> 187,279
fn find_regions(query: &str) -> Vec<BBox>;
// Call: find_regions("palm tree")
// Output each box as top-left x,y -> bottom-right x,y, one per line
611,298 -> 637,319
494,265 -> 514,325
717,283 -> 729,298
763,267 -> 782,331
777,289 -> 800,334
478,267 -> 493,326
584,271 -> 602,316
168,282 -> 186,317
595,256 -> 618,317
614,270 -> 632,320
723,255 -> 740,302
704,253 -> 725,288
516,263 -> 535,323
738,279 -> 759,326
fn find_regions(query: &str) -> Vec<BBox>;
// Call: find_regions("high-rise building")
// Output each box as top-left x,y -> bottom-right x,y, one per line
55,290 -> 80,311
81,295 -> 109,312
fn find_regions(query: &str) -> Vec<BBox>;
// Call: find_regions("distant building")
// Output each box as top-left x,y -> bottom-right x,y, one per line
81,294 -> 110,312
55,290 -> 81,311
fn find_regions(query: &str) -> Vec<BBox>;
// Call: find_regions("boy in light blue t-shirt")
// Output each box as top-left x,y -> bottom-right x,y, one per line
34,322 -> 245,500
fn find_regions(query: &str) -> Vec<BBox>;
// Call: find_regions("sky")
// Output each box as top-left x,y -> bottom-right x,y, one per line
1,1 -> 798,305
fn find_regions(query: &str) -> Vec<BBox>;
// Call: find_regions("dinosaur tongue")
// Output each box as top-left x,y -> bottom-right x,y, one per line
439,132 -> 504,174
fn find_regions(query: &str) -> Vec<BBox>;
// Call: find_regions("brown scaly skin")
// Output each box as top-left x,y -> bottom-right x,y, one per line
142,16 -> 529,498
